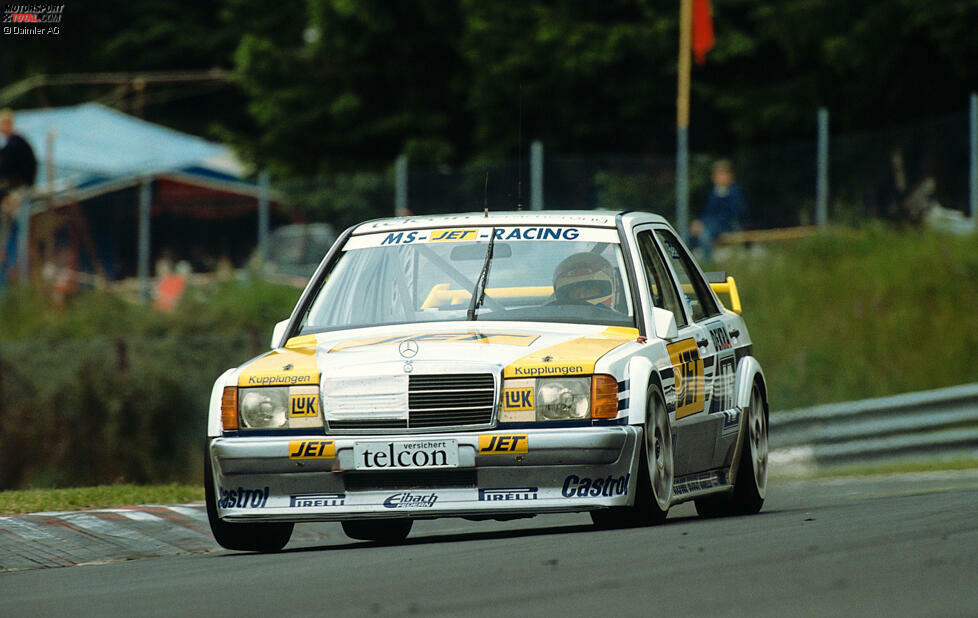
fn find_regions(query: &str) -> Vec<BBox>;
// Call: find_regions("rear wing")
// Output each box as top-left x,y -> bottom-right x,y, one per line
706,271 -> 742,314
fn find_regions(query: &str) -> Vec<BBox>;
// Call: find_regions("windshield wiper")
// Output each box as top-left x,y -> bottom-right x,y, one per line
467,227 -> 496,321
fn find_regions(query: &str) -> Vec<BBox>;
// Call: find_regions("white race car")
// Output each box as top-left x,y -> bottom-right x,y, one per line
205,211 -> 769,551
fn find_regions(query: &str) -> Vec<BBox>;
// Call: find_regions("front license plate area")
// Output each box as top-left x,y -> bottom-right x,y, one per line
353,439 -> 459,470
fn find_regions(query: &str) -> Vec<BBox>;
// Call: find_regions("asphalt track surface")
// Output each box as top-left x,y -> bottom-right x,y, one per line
2,471 -> 976,617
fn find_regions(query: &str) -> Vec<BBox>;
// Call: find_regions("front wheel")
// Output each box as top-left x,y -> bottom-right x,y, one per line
204,444 -> 293,552
342,519 -> 413,543
592,383 -> 672,528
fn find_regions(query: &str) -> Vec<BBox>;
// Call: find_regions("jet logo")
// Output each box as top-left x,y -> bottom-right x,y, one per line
289,439 -> 335,459
479,434 -> 529,454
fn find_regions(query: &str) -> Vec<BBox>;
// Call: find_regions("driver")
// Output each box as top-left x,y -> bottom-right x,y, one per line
552,252 -> 618,307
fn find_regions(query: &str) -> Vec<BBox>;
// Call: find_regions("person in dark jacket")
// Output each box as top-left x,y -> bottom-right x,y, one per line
0,108 -> 37,195
688,158 -> 748,259
0,108 -> 37,286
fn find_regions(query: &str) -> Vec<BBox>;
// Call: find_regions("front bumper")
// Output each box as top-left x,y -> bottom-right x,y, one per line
209,426 -> 642,522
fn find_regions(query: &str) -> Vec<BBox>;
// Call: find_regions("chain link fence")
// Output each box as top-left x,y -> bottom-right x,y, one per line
271,105 -> 976,236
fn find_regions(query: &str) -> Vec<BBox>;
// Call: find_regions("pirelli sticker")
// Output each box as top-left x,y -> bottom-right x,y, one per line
667,338 -> 705,419
289,440 -> 335,459
479,434 -> 529,454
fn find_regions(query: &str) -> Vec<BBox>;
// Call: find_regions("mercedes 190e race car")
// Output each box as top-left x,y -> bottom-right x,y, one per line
205,210 -> 769,551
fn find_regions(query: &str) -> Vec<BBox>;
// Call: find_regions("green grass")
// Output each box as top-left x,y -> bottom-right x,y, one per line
772,457 -> 978,480
0,483 -> 204,515
716,224 -> 978,410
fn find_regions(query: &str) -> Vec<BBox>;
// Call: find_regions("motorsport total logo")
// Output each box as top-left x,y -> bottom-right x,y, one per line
3,4 -> 63,36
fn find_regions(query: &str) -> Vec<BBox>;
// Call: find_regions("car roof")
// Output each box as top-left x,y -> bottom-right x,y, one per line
351,210 -> 670,235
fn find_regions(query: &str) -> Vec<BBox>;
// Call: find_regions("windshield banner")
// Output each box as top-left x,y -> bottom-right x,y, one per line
345,226 -> 620,250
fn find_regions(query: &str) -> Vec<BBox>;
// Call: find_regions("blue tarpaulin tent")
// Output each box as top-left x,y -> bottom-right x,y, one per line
15,102 -> 251,198
2,103 -> 287,287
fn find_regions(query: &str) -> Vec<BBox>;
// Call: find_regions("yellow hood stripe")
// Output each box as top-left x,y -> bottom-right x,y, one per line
502,327 -> 638,378
237,343 -> 320,387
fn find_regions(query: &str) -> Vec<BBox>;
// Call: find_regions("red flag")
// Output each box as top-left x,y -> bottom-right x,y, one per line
692,0 -> 715,65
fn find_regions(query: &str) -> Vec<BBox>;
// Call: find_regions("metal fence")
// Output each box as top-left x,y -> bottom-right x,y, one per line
273,95 -> 977,236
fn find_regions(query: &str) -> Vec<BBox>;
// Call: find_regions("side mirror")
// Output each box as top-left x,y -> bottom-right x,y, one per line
271,319 -> 289,349
650,307 -> 678,341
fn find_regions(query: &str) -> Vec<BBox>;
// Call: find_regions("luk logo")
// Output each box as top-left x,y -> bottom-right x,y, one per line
478,487 -> 538,502
502,387 -> 534,411
561,474 -> 630,498
289,439 -> 335,459
290,493 -> 345,507
290,394 -> 319,417
217,486 -> 270,509
478,434 -> 528,454
383,492 -> 438,509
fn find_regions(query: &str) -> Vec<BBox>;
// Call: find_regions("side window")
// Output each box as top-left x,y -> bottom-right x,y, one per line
654,230 -> 721,322
636,231 -> 687,328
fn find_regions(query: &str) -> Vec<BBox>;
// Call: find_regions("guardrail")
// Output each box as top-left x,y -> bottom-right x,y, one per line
769,383 -> 978,470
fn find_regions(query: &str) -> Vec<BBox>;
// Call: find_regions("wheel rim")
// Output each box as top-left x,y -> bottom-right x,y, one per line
748,385 -> 768,499
647,392 -> 673,510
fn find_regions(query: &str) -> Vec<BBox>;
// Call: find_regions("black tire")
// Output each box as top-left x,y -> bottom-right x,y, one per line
204,443 -> 294,552
341,519 -> 413,543
695,380 -> 768,517
591,383 -> 672,528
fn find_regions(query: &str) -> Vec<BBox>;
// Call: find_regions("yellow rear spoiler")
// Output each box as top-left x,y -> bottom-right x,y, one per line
706,272 -> 742,314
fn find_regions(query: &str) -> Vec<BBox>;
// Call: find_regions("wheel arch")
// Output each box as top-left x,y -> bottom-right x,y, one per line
626,356 -> 669,426
734,355 -> 767,412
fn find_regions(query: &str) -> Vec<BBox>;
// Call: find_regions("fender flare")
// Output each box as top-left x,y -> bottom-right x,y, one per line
734,355 -> 766,411
728,355 -> 768,479
207,368 -> 238,437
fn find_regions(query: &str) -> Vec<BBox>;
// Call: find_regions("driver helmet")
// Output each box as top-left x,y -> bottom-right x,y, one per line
553,252 -> 617,307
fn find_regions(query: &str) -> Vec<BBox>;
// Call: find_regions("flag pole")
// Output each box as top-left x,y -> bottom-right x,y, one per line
676,0 -> 692,238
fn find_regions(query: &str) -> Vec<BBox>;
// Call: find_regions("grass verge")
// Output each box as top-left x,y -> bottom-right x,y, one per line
0,483 -> 204,516
772,457 -> 978,481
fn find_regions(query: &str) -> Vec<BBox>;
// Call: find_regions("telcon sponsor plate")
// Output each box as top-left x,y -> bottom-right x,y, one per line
354,439 -> 459,470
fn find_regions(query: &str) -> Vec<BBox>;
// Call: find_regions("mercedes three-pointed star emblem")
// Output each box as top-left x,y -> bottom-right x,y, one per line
398,339 -> 419,359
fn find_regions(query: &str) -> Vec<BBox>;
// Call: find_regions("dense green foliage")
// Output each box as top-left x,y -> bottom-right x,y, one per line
0,280 -> 300,489
3,1 -> 976,178
719,226 -> 978,409
1,228 -> 975,488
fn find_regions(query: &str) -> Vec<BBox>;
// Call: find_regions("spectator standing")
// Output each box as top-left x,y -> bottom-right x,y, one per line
689,158 -> 748,259
0,108 -> 38,286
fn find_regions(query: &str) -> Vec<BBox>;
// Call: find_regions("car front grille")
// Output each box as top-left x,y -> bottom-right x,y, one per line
326,373 -> 495,432
407,373 -> 495,428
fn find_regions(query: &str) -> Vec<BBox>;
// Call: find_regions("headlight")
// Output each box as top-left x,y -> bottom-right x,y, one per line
499,375 -> 619,423
223,385 -> 322,431
536,378 -> 590,420
239,388 -> 289,428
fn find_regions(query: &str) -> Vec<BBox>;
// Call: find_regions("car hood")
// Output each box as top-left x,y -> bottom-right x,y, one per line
236,322 -> 640,386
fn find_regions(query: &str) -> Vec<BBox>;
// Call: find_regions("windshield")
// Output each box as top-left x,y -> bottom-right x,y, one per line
299,225 -> 634,332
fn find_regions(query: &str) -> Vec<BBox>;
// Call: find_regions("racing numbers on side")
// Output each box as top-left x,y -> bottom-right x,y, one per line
667,338 -> 705,419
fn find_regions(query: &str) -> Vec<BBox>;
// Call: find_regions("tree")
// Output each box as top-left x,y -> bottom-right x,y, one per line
226,0 -> 467,176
